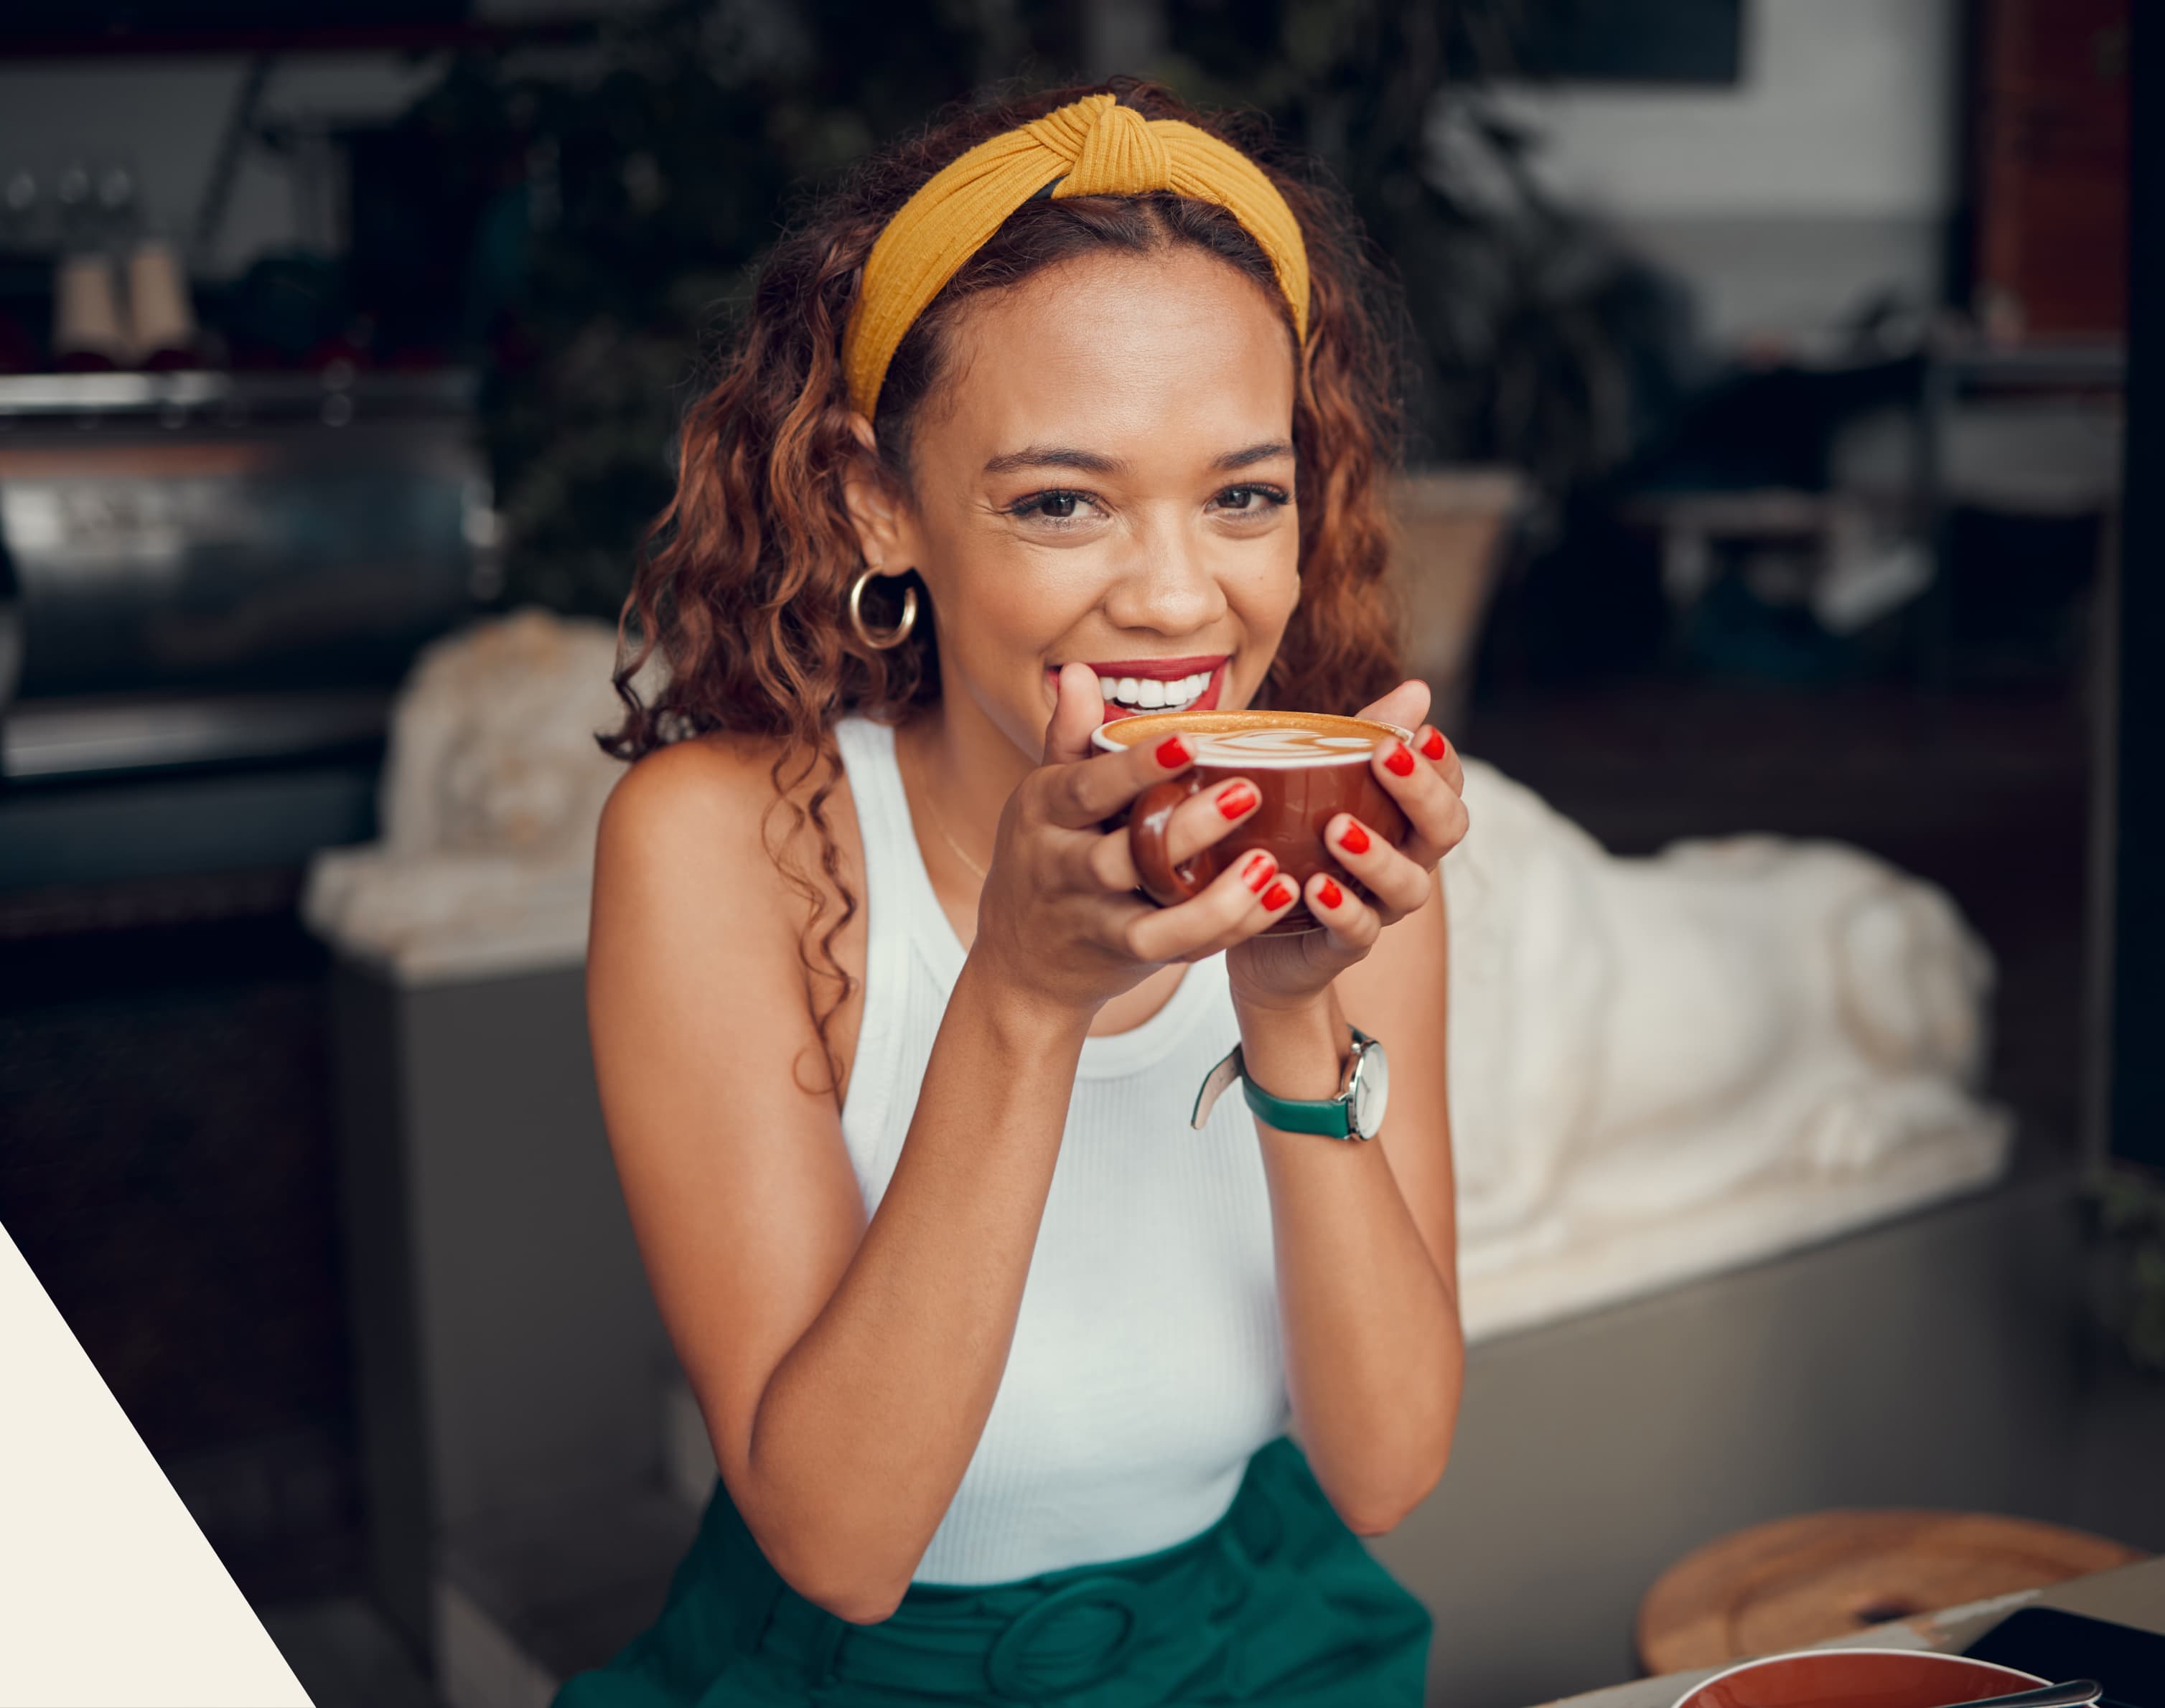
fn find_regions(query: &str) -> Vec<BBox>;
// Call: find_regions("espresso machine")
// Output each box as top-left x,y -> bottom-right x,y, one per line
0,366 -> 492,911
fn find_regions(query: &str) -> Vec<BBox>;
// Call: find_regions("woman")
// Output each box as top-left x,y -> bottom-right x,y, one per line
569,79 -> 1470,1707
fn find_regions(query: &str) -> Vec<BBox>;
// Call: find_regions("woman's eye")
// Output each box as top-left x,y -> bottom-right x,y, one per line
1212,484 -> 1290,514
1010,490 -> 1093,522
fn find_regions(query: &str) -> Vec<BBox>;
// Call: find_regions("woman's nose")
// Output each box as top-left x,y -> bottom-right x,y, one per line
1100,528 -> 1229,637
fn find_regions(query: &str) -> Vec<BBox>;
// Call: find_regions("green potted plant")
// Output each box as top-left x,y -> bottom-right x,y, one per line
400,0 -> 1644,621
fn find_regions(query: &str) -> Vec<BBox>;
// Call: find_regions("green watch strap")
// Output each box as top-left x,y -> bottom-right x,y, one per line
1238,1068 -> 1356,1137
1189,1029 -> 1375,1140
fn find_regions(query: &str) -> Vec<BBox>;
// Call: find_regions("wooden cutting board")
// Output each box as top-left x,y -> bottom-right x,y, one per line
1637,1510 -> 2146,1672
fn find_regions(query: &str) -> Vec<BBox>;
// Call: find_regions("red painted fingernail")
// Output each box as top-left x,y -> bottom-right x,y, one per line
1217,782 -> 1258,820
1155,736 -> 1192,769
1260,880 -> 1294,910
1337,820 -> 1371,855
1317,877 -> 1345,909
1420,727 -> 1447,761
1241,852 -> 1276,891
1384,741 -> 1416,777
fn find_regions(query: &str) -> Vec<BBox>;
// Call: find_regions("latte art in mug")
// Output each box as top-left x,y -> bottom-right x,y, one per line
1097,710 -> 1390,768
1171,727 -> 1378,763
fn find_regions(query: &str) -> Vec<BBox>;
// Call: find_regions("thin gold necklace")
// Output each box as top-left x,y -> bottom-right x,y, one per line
899,728 -> 991,882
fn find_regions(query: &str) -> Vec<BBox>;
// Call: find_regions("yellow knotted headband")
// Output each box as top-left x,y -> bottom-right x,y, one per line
841,93 -> 1311,420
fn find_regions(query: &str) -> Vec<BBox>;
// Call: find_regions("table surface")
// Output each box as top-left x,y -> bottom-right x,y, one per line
1538,1554 -> 2165,1708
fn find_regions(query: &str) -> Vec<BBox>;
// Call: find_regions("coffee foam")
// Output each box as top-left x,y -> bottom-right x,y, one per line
1095,710 -> 1397,767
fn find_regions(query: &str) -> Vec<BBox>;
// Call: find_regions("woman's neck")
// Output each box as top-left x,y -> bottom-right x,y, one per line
894,695 -> 1192,1038
900,700 -> 1039,877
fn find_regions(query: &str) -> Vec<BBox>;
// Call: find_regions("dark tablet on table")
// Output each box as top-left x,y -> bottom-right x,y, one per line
1963,1606 -> 2165,1708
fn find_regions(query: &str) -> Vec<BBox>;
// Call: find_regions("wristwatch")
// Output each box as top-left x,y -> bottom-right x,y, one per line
1189,1027 -> 1390,1142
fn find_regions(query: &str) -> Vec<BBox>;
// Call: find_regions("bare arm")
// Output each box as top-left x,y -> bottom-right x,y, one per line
1221,682 -> 1468,1534
589,744 -> 1083,1623
588,687 -> 1295,1622
1240,878 -> 1462,1535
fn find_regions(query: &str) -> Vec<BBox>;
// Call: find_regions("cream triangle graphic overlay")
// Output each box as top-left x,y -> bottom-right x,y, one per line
0,1221 -> 312,1707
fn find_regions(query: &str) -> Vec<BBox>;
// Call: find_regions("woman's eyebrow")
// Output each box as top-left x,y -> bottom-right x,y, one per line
1210,441 -> 1294,471
981,440 -> 1293,477
983,446 -> 1126,475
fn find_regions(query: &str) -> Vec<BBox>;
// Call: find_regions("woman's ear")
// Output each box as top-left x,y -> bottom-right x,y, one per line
841,412 -> 914,571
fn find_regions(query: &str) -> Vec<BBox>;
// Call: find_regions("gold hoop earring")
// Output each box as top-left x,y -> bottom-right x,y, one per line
847,566 -> 919,651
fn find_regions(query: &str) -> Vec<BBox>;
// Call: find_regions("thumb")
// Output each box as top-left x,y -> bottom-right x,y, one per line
1358,677 -> 1432,735
1042,662 -> 1107,765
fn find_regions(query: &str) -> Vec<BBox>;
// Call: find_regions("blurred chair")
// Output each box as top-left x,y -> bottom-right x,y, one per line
1885,339 -> 2123,687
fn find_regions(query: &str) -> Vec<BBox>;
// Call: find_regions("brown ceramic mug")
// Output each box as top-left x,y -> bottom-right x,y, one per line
1090,709 -> 1413,936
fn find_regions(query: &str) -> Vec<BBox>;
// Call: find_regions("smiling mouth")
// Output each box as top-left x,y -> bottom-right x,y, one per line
1049,654 -> 1230,718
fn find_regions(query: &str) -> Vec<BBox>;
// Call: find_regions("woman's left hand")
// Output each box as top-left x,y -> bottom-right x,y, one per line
1224,679 -> 1467,1012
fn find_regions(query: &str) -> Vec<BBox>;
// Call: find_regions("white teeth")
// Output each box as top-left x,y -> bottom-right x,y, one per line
1094,665 -> 1220,708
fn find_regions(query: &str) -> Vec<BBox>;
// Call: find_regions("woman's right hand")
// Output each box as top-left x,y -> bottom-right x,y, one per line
968,662 -> 1300,1017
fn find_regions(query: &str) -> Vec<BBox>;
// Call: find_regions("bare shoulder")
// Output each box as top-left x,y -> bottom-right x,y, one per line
596,730 -> 861,929
589,728 -> 869,1086
600,731 -> 799,871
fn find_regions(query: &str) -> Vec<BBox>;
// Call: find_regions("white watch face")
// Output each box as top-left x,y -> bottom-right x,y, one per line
1350,1040 -> 1389,1138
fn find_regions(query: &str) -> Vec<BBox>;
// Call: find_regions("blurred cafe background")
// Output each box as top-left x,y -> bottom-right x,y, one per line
1,1 -> 2160,1706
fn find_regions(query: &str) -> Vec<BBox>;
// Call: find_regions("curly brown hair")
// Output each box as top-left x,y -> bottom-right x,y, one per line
605,77 -> 1408,1079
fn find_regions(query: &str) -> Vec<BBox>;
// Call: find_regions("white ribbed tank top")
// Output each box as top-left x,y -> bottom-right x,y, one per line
832,716 -> 1289,1585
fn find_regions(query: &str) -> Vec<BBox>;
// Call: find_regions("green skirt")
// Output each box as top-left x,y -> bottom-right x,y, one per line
553,1438 -> 1430,1707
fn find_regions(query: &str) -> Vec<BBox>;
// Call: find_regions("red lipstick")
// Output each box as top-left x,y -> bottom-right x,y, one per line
1077,654 -> 1225,680
1046,655 -> 1232,723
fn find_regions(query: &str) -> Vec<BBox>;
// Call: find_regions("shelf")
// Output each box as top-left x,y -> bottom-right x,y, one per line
0,367 -> 477,422
0,18 -> 594,62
